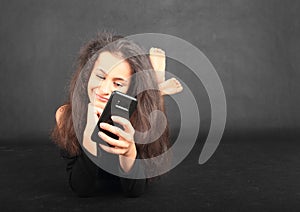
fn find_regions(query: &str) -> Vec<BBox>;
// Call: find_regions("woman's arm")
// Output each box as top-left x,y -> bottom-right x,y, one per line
118,152 -> 147,197
63,151 -> 99,197
97,116 -> 137,173
63,150 -> 146,197
56,105 -> 146,197
96,116 -> 147,196
56,105 -> 98,196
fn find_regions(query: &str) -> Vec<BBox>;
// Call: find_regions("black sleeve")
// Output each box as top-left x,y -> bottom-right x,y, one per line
119,177 -> 147,197
62,150 -> 99,197
118,152 -> 147,197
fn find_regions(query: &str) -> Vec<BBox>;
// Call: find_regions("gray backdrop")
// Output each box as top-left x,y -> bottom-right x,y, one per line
0,0 -> 299,142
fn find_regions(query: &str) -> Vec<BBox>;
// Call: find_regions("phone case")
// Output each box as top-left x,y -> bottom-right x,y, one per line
91,91 -> 137,147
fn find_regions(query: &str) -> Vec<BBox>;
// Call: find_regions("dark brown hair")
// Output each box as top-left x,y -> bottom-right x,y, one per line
51,32 -> 170,176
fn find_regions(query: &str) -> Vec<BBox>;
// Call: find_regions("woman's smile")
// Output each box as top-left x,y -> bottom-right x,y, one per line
94,92 -> 109,103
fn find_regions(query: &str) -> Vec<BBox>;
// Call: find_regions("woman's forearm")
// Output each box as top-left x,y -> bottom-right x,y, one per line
83,131 -> 97,156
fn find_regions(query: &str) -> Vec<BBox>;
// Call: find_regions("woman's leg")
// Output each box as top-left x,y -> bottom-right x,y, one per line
149,48 -> 183,95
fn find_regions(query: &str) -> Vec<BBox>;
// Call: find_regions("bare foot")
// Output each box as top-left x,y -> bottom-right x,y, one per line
149,47 -> 183,95
149,47 -> 166,84
159,77 -> 183,95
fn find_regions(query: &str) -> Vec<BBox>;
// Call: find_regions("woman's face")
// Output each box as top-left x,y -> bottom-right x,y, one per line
87,51 -> 132,113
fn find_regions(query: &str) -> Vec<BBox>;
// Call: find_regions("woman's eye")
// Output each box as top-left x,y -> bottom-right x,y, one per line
114,82 -> 123,87
96,75 -> 105,80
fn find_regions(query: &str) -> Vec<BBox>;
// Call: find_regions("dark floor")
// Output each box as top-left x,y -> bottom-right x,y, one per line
0,137 -> 299,211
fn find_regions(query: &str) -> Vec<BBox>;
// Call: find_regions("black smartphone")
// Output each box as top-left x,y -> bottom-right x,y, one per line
91,91 -> 137,147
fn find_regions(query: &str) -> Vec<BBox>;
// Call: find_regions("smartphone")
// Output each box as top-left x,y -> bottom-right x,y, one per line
91,91 -> 137,147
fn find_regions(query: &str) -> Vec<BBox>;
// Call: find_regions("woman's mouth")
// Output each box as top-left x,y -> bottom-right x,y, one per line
94,93 -> 109,102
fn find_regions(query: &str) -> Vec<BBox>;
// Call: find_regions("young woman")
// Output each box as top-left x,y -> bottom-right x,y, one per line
52,32 -> 182,197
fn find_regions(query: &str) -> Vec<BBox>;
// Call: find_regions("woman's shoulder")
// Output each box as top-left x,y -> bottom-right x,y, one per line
55,104 -> 68,124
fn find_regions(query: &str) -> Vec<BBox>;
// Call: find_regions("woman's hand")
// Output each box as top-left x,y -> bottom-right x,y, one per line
98,116 -> 137,173
82,103 -> 103,156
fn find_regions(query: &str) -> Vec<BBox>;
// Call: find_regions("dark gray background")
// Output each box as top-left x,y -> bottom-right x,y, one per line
0,0 -> 299,142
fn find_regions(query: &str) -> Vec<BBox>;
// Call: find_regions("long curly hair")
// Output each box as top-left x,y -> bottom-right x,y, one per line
51,32 -> 170,176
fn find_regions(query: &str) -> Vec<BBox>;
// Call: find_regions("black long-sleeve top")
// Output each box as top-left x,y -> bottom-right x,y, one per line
61,146 -> 147,197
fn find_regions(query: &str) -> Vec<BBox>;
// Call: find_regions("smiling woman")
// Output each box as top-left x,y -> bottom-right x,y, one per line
51,32 -> 176,197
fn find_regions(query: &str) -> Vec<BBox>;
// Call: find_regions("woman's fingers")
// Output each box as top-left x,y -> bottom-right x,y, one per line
99,122 -> 132,142
97,116 -> 136,157
99,143 -> 128,155
98,116 -> 136,156
111,116 -> 135,135
98,131 -> 130,148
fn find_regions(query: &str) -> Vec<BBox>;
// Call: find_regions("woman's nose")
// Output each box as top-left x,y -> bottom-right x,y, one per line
98,80 -> 111,95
